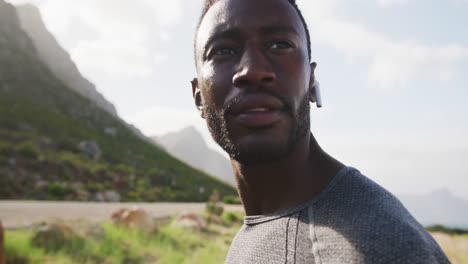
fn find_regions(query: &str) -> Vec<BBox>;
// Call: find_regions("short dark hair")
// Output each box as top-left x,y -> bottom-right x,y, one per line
195,0 -> 312,61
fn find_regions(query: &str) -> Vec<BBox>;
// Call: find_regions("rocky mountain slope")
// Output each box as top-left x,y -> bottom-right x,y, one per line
0,0 -> 236,202
15,4 -> 118,117
15,4 -> 154,144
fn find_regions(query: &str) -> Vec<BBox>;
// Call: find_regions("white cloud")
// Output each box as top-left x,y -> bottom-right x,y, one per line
19,0 -> 184,79
72,40 -> 153,78
298,0 -> 468,89
376,0 -> 409,7
367,42 -> 468,88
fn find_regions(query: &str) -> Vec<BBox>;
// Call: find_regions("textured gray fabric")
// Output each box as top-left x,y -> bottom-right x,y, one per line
225,167 -> 450,264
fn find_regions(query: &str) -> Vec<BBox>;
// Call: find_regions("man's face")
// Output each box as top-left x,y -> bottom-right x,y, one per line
194,0 -> 314,164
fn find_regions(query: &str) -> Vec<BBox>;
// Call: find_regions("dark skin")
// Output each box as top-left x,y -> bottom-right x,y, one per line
192,0 -> 344,216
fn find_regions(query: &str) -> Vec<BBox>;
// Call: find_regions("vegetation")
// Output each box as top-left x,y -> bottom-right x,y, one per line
427,225 -> 468,236
5,215 -> 467,264
0,3 -> 236,202
221,211 -> 243,226
223,195 -> 242,205
4,217 -> 242,264
205,190 -> 224,228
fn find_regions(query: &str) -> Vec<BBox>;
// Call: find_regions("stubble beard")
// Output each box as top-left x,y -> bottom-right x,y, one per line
204,91 -> 311,166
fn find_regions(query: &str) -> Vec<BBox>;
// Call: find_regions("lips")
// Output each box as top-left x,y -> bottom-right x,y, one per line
228,94 -> 284,114
227,94 -> 285,128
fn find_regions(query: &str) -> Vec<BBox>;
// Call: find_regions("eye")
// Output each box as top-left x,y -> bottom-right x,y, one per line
269,40 -> 295,50
209,46 -> 238,59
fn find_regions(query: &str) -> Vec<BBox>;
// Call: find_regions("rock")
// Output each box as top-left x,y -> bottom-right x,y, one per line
31,220 -> 105,254
75,189 -> 90,201
172,213 -> 206,231
111,208 -> 155,232
93,190 -> 120,202
104,127 -> 117,136
93,192 -> 104,202
103,190 -> 120,202
38,137 -> 53,151
69,182 -> 90,201
32,221 -> 83,251
34,180 -> 48,189
78,140 -> 101,161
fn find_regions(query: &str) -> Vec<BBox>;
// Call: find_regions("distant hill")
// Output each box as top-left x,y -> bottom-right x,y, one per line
398,189 -> 468,229
0,0 -> 236,202
153,126 -> 235,186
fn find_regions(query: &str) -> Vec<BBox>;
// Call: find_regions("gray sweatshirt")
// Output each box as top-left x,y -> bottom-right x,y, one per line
225,167 -> 450,264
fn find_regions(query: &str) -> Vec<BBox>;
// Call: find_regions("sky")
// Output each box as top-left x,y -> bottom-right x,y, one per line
6,0 -> 468,199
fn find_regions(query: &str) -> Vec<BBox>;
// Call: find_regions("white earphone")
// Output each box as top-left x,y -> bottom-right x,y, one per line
314,80 -> 323,108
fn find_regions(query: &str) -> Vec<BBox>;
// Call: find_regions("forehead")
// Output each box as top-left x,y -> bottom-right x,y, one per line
196,0 -> 305,51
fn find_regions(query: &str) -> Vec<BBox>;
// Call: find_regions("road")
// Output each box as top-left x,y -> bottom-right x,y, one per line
0,201 -> 243,229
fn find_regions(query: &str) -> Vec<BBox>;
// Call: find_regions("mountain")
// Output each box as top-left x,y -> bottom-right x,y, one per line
153,127 -> 235,186
15,4 -> 118,117
398,189 -> 468,229
15,4 -> 155,145
0,0 -> 236,202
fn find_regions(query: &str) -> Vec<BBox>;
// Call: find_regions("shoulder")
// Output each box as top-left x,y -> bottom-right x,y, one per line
317,167 -> 415,219
306,168 -> 449,263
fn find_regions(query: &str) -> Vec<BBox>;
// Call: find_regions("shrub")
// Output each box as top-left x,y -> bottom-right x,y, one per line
48,182 -> 71,200
58,152 -> 84,167
85,182 -> 104,193
206,190 -> 224,216
56,138 -> 78,153
221,211 -> 243,226
16,141 -> 39,160
223,195 -> 241,205
0,141 -> 14,157
113,164 -> 134,175
32,222 -> 85,254
427,225 -> 468,235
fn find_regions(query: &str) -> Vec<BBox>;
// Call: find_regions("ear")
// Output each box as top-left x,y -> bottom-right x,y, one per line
309,62 -> 317,103
191,78 -> 205,119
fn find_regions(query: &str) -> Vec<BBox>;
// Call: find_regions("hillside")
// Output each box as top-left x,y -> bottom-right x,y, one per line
0,0 -> 236,202
15,4 -> 118,117
153,127 -> 235,186
15,4 -> 155,144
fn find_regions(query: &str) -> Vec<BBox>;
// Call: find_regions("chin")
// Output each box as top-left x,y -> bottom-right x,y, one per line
229,134 -> 293,165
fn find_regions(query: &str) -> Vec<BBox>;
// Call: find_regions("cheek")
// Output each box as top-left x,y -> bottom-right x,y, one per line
200,63 -> 234,108
276,60 -> 310,106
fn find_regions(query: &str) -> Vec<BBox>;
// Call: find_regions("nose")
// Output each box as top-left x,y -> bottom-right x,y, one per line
232,45 -> 276,88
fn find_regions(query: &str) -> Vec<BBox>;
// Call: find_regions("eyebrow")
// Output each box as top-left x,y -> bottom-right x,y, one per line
202,25 -> 299,52
205,25 -> 299,47
203,29 -> 242,50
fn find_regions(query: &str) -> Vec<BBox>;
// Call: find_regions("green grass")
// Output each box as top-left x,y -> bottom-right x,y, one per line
5,219 -> 240,264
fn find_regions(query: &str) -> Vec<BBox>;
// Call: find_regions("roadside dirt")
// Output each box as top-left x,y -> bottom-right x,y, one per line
0,201 -> 242,229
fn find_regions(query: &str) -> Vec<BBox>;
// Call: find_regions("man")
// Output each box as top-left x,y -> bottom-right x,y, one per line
191,0 -> 450,263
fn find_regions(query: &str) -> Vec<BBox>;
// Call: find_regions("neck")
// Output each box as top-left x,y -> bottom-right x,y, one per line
231,132 -> 344,216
